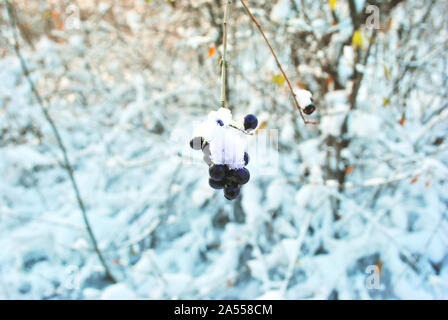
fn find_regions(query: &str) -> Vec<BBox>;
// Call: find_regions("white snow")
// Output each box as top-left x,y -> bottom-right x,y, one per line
193,108 -> 246,169
0,0 -> 446,301
296,89 -> 313,108
101,283 -> 138,300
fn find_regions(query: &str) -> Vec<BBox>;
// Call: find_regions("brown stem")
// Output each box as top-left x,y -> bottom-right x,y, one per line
239,0 -> 310,124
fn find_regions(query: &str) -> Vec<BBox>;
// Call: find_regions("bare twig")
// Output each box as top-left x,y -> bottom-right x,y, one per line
5,1 -> 116,283
220,0 -> 231,108
281,210 -> 313,293
239,0 -> 310,124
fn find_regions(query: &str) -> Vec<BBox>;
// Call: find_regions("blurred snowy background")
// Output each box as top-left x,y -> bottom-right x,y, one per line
0,0 -> 447,300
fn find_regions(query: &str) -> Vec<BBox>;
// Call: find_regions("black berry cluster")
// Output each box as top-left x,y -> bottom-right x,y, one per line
189,114 -> 258,201
209,157 -> 251,200
190,136 -> 251,201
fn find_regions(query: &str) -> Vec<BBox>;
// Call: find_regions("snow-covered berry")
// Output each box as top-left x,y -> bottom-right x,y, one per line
303,104 -> 316,115
296,89 -> 313,108
296,89 -> 317,115
244,114 -> 258,130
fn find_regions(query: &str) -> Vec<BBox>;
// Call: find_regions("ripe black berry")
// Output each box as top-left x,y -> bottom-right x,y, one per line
244,114 -> 258,130
209,178 -> 225,190
233,168 -> 250,184
217,119 -> 224,126
304,167 -> 310,177
244,152 -> 249,166
224,184 -> 240,200
303,104 -> 316,115
225,170 -> 238,184
226,168 -> 250,185
209,164 -> 227,181
190,136 -> 204,150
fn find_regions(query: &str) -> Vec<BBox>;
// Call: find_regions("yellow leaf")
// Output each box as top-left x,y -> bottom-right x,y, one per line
43,10 -> 51,19
329,0 -> 336,11
383,97 -> 390,107
258,120 -> 267,130
383,65 -> 391,80
272,75 -> 284,88
255,120 -> 267,135
352,30 -> 363,50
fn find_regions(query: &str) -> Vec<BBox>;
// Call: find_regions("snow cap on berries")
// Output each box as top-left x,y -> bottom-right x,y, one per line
209,127 -> 245,169
208,107 -> 233,126
296,89 -> 313,108
192,108 -> 245,169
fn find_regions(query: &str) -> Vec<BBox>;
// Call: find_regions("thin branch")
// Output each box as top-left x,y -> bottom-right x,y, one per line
5,1 -> 116,283
220,0 -> 231,108
281,210 -> 313,294
239,0 -> 310,124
